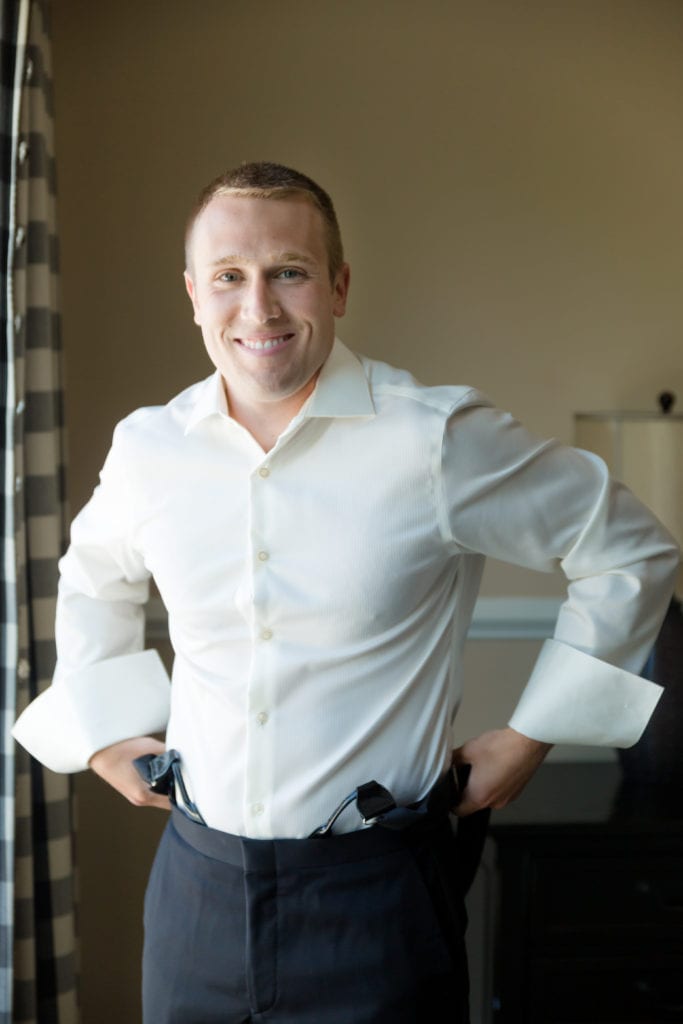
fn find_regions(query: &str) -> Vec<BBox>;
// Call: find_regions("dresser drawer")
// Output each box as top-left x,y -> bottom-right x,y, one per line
527,854 -> 683,944
523,956 -> 683,1023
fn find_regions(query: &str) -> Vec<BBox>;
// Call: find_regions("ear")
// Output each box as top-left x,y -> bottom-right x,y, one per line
184,270 -> 202,326
332,263 -> 351,319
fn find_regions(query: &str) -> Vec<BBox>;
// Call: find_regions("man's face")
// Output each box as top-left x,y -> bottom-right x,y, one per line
184,194 -> 349,411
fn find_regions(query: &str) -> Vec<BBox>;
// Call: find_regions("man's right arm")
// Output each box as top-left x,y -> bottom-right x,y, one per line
12,419 -> 172,778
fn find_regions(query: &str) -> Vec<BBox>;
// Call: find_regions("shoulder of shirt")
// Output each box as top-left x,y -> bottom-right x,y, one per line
357,352 -> 493,416
109,376 -> 213,444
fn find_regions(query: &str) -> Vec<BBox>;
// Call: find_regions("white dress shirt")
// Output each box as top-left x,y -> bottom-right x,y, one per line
13,341 -> 679,837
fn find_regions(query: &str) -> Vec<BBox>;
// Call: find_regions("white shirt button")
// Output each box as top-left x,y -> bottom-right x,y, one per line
18,139 -> 29,163
17,658 -> 31,680
16,399 -> 25,415
260,628 -> 273,641
14,314 -> 22,333
257,550 -> 269,562
258,466 -> 270,478
15,476 -> 22,492
252,802 -> 264,816
256,711 -> 269,726
15,226 -> 25,248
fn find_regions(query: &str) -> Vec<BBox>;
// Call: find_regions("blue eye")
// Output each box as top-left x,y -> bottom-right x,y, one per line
219,271 -> 240,283
277,268 -> 304,280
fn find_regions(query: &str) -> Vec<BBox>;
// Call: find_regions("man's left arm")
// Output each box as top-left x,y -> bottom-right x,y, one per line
440,397 -> 680,814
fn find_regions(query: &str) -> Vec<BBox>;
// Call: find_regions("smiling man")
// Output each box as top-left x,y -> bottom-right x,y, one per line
183,188 -> 349,451
13,162 -> 679,1024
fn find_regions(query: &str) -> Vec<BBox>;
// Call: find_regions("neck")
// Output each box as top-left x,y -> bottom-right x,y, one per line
224,381 -> 315,453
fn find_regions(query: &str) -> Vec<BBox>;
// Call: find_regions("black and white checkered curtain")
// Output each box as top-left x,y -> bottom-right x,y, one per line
1,1 -> 78,1021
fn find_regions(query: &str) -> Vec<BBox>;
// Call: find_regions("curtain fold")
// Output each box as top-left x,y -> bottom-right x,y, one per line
2,4 -> 30,1015
2,1 -> 78,1021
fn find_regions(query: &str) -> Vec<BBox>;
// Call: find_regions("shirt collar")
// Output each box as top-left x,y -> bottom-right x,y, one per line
184,370 -> 230,435
304,339 -> 375,419
184,339 -> 374,435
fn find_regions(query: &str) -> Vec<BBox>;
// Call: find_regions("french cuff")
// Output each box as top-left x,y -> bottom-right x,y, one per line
12,649 -> 171,773
507,638 -> 663,748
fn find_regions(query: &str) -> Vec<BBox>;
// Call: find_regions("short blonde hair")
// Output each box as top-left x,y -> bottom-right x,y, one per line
185,162 -> 344,281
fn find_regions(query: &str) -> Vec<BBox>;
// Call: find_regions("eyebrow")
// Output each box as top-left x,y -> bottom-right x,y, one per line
209,251 -> 318,268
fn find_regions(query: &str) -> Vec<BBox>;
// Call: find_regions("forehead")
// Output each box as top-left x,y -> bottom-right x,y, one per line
189,194 -> 328,266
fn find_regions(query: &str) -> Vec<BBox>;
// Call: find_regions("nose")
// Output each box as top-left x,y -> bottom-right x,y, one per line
242,275 -> 281,324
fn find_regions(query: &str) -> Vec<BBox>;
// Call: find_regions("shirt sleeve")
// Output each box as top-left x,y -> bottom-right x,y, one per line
440,396 -> 680,747
12,420 -> 171,772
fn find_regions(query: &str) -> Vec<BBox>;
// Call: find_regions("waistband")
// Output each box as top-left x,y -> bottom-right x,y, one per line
169,782 -> 455,871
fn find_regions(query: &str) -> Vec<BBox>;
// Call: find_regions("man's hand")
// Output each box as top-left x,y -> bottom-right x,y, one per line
452,727 -> 552,816
88,736 -> 171,810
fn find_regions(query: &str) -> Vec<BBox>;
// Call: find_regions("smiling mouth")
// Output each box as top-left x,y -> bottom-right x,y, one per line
236,334 -> 295,352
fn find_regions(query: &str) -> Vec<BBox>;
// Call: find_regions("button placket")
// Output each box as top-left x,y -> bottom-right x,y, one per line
243,460 -> 278,837
251,461 -> 275,649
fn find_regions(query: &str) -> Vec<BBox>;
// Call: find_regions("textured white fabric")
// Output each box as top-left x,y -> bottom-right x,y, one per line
12,650 -> 171,772
507,639 -> 663,745
12,341 -> 679,836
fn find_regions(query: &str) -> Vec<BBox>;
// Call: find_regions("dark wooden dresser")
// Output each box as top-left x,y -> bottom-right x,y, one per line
487,762 -> 683,1023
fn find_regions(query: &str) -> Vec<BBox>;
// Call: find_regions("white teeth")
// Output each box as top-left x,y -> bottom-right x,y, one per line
241,336 -> 288,350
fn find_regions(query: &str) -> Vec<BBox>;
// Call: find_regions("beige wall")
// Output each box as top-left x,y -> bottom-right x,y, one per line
50,1 -> 683,1020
